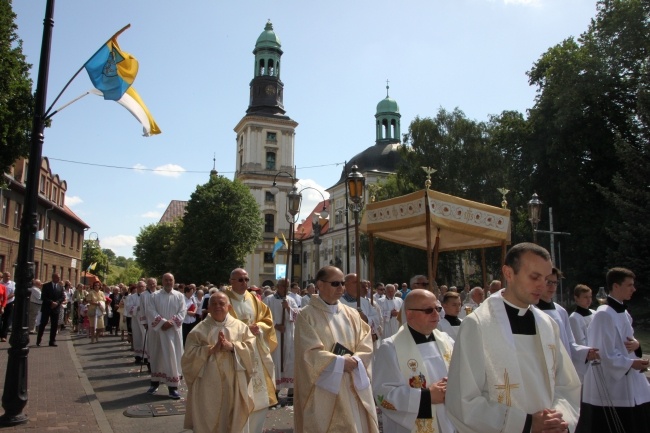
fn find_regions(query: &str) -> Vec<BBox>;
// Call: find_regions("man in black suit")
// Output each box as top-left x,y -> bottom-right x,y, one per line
37,273 -> 65,347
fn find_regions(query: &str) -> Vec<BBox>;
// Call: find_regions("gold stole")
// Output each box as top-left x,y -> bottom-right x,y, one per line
393,327 -> 452,433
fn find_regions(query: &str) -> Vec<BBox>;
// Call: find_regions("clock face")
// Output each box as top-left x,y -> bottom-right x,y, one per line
265,85 -> 276,96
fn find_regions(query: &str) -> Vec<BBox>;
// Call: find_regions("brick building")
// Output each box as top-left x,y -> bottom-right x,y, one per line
0,157 -> 89,283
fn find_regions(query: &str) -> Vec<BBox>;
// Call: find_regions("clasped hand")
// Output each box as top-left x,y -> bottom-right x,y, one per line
531,409 -> 568,433
429,377 -> 447,404
210,330 -> 233,355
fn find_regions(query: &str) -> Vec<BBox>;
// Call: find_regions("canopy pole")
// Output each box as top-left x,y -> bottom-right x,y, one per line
481,248 -> 487,288
432,229 -> 441,284
369,234 -> 375,305
424,191 -> 434,294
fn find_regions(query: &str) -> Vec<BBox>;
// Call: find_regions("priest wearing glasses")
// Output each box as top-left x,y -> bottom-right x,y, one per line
373,289 -> 456,433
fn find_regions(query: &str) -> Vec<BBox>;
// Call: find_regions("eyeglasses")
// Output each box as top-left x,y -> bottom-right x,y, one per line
408,306 -> 442,314
413,282 -> 430,286
546,280 -> 559,287
232,277 -> 250,283
321,280 -> 345,287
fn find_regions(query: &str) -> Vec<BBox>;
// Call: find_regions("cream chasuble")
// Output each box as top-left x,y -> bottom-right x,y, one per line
445,291 -> 581,433
226,289 -> 277,409
373,326 -> 455,433
182,315 -> 255,433
294,297 -> 379,433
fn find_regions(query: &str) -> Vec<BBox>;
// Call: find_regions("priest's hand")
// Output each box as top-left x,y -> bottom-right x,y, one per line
586,348 -> 600,361
625,337 -> 640,353
390,309 -> 398,317
631,358 -> 649,371
343,355 -> 358,373
249,322 -> 260,336
161,320 -> 173,331
282,300 -> 290,311
531,409 -> 568,433
429,378 -> 447,404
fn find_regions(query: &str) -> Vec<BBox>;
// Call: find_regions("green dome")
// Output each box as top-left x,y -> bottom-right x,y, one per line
376,96 -> 399,114
256,21 -> 281,49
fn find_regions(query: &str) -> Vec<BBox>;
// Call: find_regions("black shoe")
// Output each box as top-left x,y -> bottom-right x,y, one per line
36,340 -> 41,346
135,357 -> 142,364
146,385 -> 159,395
168,389 -> 181,400
49,342 -> 58,347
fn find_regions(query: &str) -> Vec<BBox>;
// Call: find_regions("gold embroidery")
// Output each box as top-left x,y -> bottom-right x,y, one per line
547,344 -> 557,377
376,395 -> 396,410
495,369 -> 519,407
415,418 -> 436,433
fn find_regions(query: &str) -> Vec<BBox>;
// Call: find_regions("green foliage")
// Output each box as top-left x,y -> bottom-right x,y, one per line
133,220 -> 182,278
174,176 -> 263,284
0,1 -> 34,177
82,239 -> 109,280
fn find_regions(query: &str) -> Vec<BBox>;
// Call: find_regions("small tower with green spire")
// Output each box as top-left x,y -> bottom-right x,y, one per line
375,80 -> 401,145
247,20 -> 286,115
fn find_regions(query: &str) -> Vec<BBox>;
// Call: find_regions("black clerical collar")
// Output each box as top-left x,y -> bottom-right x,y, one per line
444,315 -> 461,326
537,299 -> 555,310
408,325 -> 436,344
342,293 -> 356,303
575,306 -> 592,316
607,296 -> 626,313
503,302 -> 536,335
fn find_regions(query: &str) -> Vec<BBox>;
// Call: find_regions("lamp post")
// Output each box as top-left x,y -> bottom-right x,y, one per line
346,165 -> 365,309
527,193 -> 542,244
270,171 -> 297,282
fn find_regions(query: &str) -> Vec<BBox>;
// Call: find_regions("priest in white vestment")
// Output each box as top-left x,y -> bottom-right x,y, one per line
446,243 -> 581,433
376,284 -> 403,339
537,268 -> 598,381
568,284 -> 596,346
225,268 -> 277,433
182,292 -> 255,433
341,273 -> 381,344
145,273 -> 186,399
458,287 -> 484,319
294,266 -> 379,433
373,289 -> 456,433
576,267 -> 650,433
301,283 -> 316,307
263,278 -> 299,395
437,291 -> 462,340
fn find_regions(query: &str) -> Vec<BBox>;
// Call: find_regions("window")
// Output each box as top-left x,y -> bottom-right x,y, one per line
335,211 -> 344,225
77,233 -> 81,250
39,174 -> 46,193
34,261 -> 39,280
60,191 -> 65,207
265,191 -> 275,203
54,221 -> 60,243
264,214 -> 274,233
43,264 -> 48,279
0,255 -> 5,272
13,203 -> 22,229
45,217 -> 51,240
266,152 -> 276,170
51,186 -> 58,202
266,132 -> 277,142
70,231 -> 74,249
264,252 -> 274,264
62,226 -> 67,246
1,197 -> 8,225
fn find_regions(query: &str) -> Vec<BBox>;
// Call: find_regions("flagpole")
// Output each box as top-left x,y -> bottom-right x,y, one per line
44,23 -> 131,119
0,0 -> 55,426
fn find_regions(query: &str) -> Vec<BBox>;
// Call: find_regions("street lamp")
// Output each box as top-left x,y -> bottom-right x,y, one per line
527,193 -> 542,244
270,171 -> 297,282
346,165 -> 365,309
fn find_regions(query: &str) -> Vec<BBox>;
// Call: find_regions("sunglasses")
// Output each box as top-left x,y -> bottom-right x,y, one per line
408,306 -> 442,314
321,280 -> 345,287
413,282 -> 430,286
232,277 -> 250,283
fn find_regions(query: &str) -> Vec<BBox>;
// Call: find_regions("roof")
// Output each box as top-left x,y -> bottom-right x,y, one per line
335,142 -> 402,185
295,200 -> 330,240
376,96 -> 400,114
255,21 -> 282,50
159,200 -> 188,223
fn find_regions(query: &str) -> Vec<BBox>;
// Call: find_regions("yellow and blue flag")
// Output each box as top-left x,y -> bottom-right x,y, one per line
271,236 -> 284,258
281,232 -> 289,248
84,36 -> 138,101
90,86 -> 161,136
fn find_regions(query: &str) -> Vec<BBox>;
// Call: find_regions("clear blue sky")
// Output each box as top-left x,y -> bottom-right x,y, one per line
13,0 -> 597,258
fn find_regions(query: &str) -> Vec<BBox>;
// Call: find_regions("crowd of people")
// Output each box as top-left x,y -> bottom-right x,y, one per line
3,241 -> 648,432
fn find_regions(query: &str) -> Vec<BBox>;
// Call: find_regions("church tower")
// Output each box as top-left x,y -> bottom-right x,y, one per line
234,21 -> 298,286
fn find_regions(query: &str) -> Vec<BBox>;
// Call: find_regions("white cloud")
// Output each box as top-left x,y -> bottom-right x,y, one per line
65,195 -> 83,207
133,163 -> 147,173
153,164 -> 186,178
156,203 -> 167,209
294,179 -> 330,223
140,211 -> 162,218
101,235 -> 137,259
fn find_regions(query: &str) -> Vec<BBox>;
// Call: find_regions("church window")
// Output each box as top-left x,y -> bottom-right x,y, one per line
258,59 -> 265,76
264,252 -> 274,264
264,214 -> 275,232
268,59 -> 275,76
265,191 -> 275,203
381,119 -> 389,139
266,132 -> 277,142
266,152 -> 276,170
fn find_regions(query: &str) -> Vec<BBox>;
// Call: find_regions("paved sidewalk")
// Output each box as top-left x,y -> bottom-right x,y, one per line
0,327 -> 295,432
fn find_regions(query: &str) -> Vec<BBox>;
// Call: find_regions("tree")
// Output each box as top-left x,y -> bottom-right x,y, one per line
133,220 -> 182,278
174,175 -> 262,284
82,239 -> 109,280
0,1 -> 34,178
